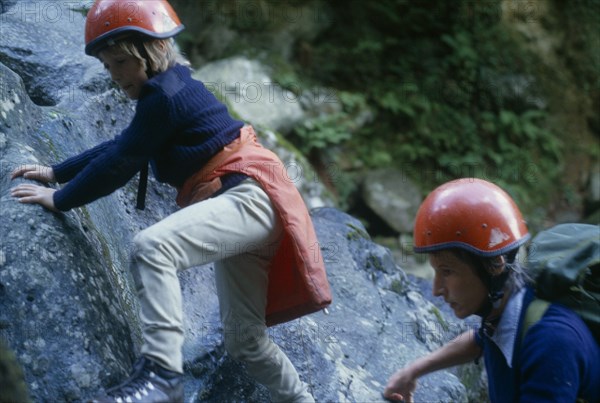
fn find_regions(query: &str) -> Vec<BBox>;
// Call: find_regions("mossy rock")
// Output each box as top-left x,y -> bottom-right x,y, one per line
0,341 -> 30,403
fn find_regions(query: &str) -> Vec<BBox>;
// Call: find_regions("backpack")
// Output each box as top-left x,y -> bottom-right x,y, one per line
521,223 -> 600,345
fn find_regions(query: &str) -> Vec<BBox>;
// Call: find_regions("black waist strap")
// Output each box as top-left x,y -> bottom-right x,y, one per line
136,164 -> 149,210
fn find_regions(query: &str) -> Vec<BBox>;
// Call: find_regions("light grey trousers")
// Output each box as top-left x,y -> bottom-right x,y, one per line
129,180 -> 314,402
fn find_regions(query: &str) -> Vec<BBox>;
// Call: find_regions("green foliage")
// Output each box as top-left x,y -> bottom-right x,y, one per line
558,0 -> 600,93
293,91 -> 368,154
294,113 -> 351,154
301,0 -> 568,212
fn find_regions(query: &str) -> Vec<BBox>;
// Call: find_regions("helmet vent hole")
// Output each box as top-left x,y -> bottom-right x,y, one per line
456,231 -> 462,236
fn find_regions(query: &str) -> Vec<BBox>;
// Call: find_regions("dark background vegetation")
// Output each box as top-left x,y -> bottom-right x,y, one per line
171,0 -> 599,231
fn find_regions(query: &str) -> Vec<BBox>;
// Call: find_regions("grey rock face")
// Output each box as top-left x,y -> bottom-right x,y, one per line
1,61 -> 137,401
0,1 -> 97,106
195,57 -> 305,135
362,169 -> 423,233
306,208 -> 469,402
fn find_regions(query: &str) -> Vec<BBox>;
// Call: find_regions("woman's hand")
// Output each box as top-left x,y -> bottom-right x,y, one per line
11,184 -> 59,212
383,367 -> 418,403
11,164 -> 56,183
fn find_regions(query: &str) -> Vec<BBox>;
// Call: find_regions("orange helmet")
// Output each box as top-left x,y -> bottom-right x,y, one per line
413,178 -> 530,256
85,0 -> 184,55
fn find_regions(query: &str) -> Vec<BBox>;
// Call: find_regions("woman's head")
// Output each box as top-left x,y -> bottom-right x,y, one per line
413,178 -> 531,317
429,247 -> 529,318
429,249 -> 490,318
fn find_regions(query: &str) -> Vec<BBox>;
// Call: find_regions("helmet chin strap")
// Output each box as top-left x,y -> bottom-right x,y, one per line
477,268 -> 510,337
488,269 -> 510,308
474,253 -> 512,317
480,268 -> 510,314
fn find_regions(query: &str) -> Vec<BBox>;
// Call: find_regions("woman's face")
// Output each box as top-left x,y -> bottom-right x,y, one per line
99,48 -> 148,100
429,250 -> 488,319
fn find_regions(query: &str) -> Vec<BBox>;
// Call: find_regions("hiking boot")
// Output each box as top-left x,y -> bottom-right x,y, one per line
90,356 -> 184,403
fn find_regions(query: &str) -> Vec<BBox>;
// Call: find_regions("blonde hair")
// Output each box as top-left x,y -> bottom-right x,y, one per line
105,38 -> 190,75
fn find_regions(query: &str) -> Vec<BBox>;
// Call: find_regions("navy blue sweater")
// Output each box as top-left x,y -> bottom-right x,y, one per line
475,287 -> 600,402
52,64 -> 244,211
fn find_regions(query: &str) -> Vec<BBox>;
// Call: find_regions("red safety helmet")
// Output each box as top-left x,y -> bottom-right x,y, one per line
85,0 -> 184,56
413,178 -> 530,257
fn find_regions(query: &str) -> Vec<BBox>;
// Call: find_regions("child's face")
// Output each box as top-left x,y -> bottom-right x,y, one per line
99,48 -> 148,100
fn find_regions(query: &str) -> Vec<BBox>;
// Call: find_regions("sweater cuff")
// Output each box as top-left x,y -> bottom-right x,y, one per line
52,189 -> 72,212
52,160 -> 78,184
